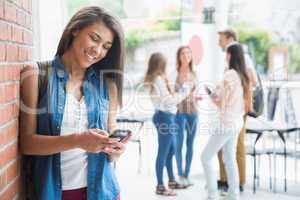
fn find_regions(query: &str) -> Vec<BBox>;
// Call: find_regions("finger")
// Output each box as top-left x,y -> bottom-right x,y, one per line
108,138 -> 120,144
106,142 -> 122,149
90,129 -> 109,136
121,134 -> 132,144
103,147 -> 118,154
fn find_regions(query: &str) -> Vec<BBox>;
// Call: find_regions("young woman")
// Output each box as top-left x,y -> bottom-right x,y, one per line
144,52 -> 191,196
20,7 -> 128,200
201,44 -> 252,200
174,46 -> 199,187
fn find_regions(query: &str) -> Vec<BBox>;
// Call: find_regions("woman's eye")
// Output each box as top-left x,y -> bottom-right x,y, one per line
90,35 -> 99,42
104,45 -> 112,50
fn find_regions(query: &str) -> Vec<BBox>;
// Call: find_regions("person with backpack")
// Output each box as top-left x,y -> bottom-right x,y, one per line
201,44 -> 253,200
20,6 -> 128,200
217,29 -> 259,193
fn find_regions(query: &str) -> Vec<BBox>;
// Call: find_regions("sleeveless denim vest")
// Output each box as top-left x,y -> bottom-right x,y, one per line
32,56 -> 120,200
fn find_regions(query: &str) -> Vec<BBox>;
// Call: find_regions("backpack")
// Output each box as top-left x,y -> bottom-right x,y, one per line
37,61 -> 52,99
22,61 -> 52,200
248,72 -> 264,118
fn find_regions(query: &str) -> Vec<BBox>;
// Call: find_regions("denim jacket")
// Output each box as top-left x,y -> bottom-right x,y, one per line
32,56 -> 120,200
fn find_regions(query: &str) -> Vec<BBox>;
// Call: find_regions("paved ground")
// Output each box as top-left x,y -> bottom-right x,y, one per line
115,125 -> 300,200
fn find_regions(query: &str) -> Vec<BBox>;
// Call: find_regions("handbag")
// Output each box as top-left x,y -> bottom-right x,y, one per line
248,72 -> 264,118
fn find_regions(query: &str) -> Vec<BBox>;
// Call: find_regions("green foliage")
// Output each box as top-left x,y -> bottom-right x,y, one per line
288,45 -> 300,73
238,28 -> 273,72
67,0 -> 125,18
125,31 -> 147,49
152,19 -> 180,32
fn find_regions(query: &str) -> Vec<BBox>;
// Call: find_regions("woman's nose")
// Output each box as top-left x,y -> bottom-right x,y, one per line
92,45 -> 103,57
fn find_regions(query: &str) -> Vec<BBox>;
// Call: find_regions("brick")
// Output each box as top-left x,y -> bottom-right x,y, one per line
0,65 -> 21,82
6,23 -> 12,41
0,21 -> 7,41
0,142 -> 18,168
27,47 -> 32,60
0,0 -> 4,19
5,44 -> 18,61
4,1 -> 17,23
0,83 -> 19,104
0,43 -> 5,61
0,175 -> 20,200
0,121 -> 18,147
17,46 -> 26,61
16,9 -> 25,26
12,26 -> 23,43
0,103 -> 19,126
28,0 -> 32,13
0,160 -> 19,191
25,14 -> 31,29
22,30 -> 32,45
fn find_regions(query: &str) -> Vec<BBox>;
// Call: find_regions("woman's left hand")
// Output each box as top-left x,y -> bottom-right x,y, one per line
104,135 -> 131,161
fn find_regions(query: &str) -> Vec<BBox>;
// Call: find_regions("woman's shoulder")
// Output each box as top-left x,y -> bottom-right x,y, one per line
224,69 -> 240,84
22,63 -> 38,72
224,69 -> 239,78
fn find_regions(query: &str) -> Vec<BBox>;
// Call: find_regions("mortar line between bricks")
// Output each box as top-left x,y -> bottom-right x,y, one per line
0,61 -> 35,65
0,175 -> 19,196
0,40 -> 34,47
0,80 -> 19,85
0,157 -> 18,175
0,139 -> 18,158
5,0 -> 32,15
0,118 -> 17,131
0,19 -> 33,32
0,99 -> 18,109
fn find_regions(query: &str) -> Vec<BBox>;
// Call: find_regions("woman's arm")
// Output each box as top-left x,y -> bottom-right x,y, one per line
153,76 -> 192,106
19,64 -> 111,155
106,79 -> 129,161
107,78 -> 118,134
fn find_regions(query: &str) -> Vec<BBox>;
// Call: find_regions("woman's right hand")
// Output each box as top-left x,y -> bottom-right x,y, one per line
76,129 -> 118,153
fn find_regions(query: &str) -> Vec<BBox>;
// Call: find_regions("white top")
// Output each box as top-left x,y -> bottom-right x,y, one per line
60,93 -> 88,190
149,76 -> 192,114
213,69 -> 245,127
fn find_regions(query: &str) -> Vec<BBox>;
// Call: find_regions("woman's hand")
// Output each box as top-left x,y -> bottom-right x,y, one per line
104,134 -> 131,161
76,129 -> 118,153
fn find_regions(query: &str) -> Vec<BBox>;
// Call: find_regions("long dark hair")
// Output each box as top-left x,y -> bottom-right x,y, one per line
144,52 -> 167,92
56,6 -> 125,105
176,46 -> 194,73
227,44 -> 252,112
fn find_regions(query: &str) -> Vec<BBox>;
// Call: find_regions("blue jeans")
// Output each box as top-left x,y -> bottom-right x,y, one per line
153,110 -> 177,185
175,112 -> 198,177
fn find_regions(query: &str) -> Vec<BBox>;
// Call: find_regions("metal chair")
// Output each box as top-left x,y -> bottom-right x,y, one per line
246,128 -> 271,193
116,118 -> 146,173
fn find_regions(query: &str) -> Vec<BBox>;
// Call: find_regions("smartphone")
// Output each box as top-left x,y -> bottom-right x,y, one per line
109,129 -> 132,142
205,86 -> 212,95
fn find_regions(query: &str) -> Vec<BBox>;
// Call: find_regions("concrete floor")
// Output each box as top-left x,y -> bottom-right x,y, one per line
114,121 -> 300,200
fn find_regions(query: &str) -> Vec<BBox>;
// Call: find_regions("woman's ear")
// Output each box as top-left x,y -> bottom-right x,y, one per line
72,30 -> 79,37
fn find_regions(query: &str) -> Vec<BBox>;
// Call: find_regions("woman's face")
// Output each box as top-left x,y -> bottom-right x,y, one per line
179,48 -> 192,67
70,21 -> 115,69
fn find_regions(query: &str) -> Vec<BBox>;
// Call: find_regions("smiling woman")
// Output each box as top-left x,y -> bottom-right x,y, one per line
20,6 -> 128,200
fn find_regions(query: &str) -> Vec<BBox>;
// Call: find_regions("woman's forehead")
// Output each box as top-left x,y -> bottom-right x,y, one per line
81,22 -> 114,40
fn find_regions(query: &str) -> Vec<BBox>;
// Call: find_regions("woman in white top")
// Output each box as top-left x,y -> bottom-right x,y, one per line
201,44 -> 252,200
144,52 -> 192,196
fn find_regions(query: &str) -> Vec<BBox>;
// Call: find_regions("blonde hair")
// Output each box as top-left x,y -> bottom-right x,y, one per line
144,52 -> 167,92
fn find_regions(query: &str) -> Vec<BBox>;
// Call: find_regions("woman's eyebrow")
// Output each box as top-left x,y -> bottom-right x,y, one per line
92,31 -> 113,44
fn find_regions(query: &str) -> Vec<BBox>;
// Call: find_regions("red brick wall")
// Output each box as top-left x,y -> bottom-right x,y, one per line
0,0 -> 33,199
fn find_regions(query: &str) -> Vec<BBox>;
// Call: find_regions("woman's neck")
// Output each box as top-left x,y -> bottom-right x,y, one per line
62,51 -> 86,81
179,64 -> 190,74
